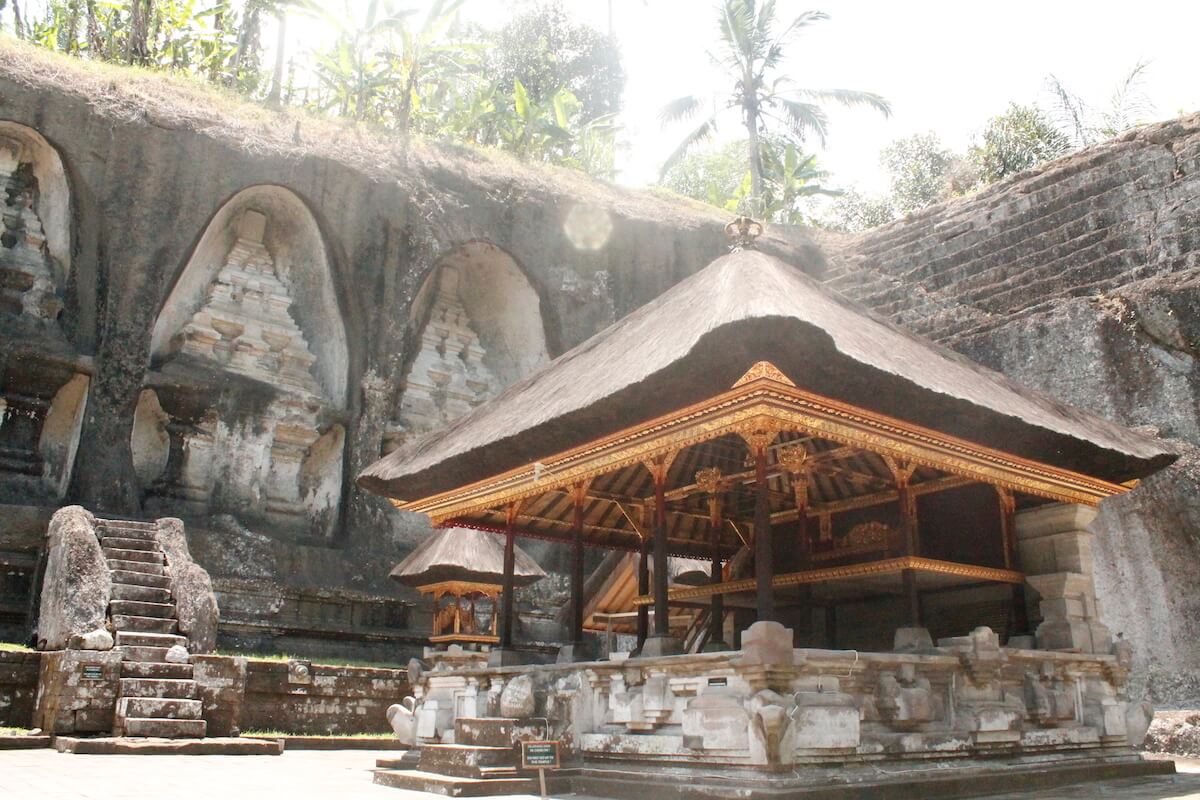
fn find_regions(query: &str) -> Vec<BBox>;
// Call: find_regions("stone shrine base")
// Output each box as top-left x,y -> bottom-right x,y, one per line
373,753 -> 1174,799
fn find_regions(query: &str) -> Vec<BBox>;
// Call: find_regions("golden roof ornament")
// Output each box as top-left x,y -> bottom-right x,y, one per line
695,467 -> 723,495
724,216 -> 763,252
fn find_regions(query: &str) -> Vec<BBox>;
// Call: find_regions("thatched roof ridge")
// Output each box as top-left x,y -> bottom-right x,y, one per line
390,527 -> 547,588
360,250 -> 1173,500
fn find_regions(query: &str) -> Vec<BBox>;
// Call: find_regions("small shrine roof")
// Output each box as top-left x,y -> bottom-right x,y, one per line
390,526 -> 547,588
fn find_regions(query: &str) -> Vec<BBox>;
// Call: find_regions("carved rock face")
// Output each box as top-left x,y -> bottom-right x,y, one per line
499,673 -> 537,719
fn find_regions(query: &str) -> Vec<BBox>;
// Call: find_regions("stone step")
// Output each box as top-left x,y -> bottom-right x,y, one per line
108,559 -> 166,577
418,743 -> 518,780
455,718 -> 547,749
372,769 -> 544,797
117,696 -> 203,720
118,645 -> 171,663
121,717 -> 207,739
116,630 -> 186,649
99,536 -> 161,552
112,614 -> 178,634
111,599 -> 176,619
122,661 -> 193,680
112,583 -> 172,603
112,570 -> 170,589
119,677 -> 198,699
102,547 -> 164,565
98,519 -> 159,533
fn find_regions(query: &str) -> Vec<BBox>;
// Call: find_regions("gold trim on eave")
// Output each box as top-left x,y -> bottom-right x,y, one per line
389,366 -> 1128,522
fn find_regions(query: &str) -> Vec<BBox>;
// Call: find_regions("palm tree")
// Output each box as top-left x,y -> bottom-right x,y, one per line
660,1 -> 890,213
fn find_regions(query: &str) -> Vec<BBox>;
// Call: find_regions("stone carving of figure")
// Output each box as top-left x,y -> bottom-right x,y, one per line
386,696 -> 418,745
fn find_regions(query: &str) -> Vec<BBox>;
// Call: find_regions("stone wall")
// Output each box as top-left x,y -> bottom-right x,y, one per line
239,659 -> 409,735
0,649 -> 39,727
822,115 -> 1200,702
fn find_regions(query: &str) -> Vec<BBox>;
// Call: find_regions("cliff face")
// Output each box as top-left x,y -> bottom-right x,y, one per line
0,43 -> 820,656
825,115 -> 1200,703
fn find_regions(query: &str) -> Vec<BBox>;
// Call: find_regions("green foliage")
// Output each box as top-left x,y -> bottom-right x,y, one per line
661,137 -> 835,223
6,0 -> 626,178
880,133 -> 962,213
660,0 -> 889,210
487,0 -> 623,122
823,189 -> 895,233
970,103 -> 1070,184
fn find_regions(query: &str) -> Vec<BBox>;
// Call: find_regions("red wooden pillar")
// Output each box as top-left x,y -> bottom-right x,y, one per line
499,503 -> 519,649
569,481 -> 589,646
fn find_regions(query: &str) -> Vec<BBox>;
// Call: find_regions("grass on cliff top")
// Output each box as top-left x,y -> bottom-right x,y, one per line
242,729 -> 393,739
216,650 -> 407,670
0,641 -> 33,653
0,36 -> 727,227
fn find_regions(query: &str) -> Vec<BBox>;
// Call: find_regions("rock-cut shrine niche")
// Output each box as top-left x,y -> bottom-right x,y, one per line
142,187 -> 348,540
384,242 -> 549,453
0,122 -> 88,504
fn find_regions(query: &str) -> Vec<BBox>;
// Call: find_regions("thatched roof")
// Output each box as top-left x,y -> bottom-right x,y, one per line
390,527 -> 547,588
360,250 -> 1173,501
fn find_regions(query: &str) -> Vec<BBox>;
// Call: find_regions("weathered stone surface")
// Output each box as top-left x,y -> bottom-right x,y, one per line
154,518 -> 218,653
33,649 -> 122,734
0,650 -> 40,728
36,506 -> 110,650
499,674 -> 536,718
240,659 -> 409,735
165,644 -> 189,663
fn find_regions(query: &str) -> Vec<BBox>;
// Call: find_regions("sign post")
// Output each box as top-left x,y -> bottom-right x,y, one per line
520,740 -> 560,799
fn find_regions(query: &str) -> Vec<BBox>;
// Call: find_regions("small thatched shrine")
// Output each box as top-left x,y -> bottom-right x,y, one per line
391,526 -> 545,648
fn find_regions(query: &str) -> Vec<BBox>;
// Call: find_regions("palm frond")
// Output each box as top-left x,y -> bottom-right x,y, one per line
659,114 -> 720,177
795,88 -> 891,116
772,98 -> 828,146
659,94 -> 704,126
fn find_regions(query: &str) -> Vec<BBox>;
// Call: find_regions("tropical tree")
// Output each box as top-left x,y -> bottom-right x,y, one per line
308,0 -> 413,120
970,103 -> 1070,184
659,2 -> 889,210
1046,61 -> 1155,149
487,0 -> 624,122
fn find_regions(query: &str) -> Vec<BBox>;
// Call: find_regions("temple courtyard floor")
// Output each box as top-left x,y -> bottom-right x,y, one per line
2,750 -> 1200,799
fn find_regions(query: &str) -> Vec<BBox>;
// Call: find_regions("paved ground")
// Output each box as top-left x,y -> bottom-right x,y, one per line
2,749 -> 1200,800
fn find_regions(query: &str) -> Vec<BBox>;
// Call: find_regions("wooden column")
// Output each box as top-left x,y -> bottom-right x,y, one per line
651,461 -> 671,638
569,481 -> 590,645
997,487 -> 1030,635
636,527 -> 650,649
696,467 -> 725,649
499,503 -> 519,649
887,457 -> 921,627
743,429 -> 777,624
779,446 -> 810,636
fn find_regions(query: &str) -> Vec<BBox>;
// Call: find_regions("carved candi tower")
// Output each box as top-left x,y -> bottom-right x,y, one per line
384,265 -> 499,454
142,210 -> 343,537
0,137 -> 62,321
0,129 -> 88,505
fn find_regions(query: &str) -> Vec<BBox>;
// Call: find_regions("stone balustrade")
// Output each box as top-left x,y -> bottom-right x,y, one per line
398,621 -> 1151,769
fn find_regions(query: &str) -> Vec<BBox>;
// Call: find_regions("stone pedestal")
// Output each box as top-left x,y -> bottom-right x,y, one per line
1015,504 -> 1111,654
638,635 -> 682,659
556,641 -> 597,663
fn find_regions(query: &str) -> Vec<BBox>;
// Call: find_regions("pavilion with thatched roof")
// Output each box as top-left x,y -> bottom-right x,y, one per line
361,219 -> 1173,660
391,526 -> 545,648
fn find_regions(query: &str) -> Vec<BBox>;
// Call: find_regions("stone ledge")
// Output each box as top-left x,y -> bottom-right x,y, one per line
53,736 -> 283,755
1015,503 -> 1098,539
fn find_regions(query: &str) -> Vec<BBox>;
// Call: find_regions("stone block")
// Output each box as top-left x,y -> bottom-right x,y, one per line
638,635 -> 682,659
37,507 -> 111,650
738,621 -> 794,666
789,696 -> 861,751
893,627 -> 934,652
192,654 -> 245,737
34,649 -> 122,734
682,691 -> 750,751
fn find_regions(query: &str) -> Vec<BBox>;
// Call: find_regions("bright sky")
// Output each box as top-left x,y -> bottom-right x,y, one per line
289,0 -> 1200,192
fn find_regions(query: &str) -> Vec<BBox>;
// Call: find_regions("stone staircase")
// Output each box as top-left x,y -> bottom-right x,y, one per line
373,717 -> 564,796
98,518 -> 206,739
